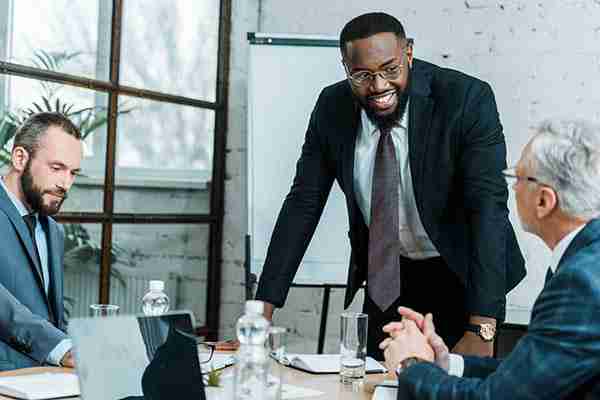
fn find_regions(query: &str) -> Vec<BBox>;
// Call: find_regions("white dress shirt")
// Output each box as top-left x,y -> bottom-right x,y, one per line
0,177 -> 72,366
446,222 -> 588,377
353,102 -> 440,259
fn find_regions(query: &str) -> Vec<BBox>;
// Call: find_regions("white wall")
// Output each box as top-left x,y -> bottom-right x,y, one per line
221,0 -> 600,348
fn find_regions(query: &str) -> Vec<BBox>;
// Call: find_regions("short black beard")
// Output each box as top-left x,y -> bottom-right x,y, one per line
363,89 -> 409,132
21,161 -> 66,216
361,70 -> 411,132
21,161 -> 44,214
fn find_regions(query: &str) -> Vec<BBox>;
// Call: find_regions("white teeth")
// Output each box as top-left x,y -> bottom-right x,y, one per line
372,92 -> 394,105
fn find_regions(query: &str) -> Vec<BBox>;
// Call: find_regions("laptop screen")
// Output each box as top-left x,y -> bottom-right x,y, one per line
70,311 -> 204,400
137,312 -> 194,360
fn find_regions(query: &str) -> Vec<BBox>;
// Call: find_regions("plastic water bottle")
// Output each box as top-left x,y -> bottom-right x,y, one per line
142,280 -> 170,316
233,300 -> 270,400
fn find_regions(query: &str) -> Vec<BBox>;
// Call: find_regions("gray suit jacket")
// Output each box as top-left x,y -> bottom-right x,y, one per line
0,186 -> 67,370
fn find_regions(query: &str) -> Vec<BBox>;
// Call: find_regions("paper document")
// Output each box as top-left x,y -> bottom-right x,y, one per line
201,353 -> 236,372
372,380 -> 399,400
0,372 -> 80,400
279,354 -> 386,374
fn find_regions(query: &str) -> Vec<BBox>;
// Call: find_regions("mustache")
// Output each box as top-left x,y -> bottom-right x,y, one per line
44,188 -> 68,200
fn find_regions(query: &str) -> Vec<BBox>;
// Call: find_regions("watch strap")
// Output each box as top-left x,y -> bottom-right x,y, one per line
465,323 -> 496,341
398,356 -> 426,372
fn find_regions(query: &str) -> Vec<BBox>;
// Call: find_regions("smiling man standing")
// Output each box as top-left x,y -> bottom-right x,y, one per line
0,112 -> 82,370
255,12 -> 525,359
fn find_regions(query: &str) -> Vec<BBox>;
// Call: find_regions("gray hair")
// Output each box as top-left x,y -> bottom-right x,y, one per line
527,119 -> 600,220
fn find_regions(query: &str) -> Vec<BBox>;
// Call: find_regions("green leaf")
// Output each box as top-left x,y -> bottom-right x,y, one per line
0,119 -> 17,147
32,102 -> 44,113
42,96 -> 52,112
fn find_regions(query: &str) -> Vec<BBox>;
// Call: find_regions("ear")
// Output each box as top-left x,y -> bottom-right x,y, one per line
11,146 -> 30,173
405,39 -> 414,68
340,58 -> 349,73
536,186 -> 558,219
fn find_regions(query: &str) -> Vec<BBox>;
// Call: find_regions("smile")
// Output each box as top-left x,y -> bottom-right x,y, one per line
368,91 -> 397,110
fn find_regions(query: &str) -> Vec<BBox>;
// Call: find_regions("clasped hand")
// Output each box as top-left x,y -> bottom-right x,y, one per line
378,307 -> 450,374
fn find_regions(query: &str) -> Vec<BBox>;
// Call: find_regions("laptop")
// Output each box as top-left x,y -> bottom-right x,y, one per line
69,310 -> 205,400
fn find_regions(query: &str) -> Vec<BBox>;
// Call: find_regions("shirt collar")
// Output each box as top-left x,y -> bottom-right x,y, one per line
0,176 -> 33,218
360,99 -> 410,136
549,224 -> 587,273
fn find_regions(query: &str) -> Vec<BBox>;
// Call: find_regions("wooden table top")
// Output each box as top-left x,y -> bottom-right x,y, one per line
0,360 -> 390,400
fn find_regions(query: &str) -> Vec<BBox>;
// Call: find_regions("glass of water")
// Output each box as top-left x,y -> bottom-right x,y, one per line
266,326 -> 287,400
340,312 -> 368,384
89,304 -> 120,317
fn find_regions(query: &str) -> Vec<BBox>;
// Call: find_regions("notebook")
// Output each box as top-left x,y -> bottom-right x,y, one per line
0,372 -> 79,400
279,353 -> 387,374
373,380 -> 399,400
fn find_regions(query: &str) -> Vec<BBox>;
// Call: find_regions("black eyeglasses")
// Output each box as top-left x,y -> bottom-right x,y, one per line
197,341 -> 215,365
344,62 -> 405,87
501,168 -> 541,185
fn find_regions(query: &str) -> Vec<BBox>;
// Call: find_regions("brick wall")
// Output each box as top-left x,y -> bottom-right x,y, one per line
221,0 -> 600,348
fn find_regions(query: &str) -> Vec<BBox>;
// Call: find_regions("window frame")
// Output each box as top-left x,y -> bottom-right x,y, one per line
0,0 -> 231,340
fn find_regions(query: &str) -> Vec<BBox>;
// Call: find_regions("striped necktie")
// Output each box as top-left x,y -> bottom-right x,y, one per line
367,126 -> 402,312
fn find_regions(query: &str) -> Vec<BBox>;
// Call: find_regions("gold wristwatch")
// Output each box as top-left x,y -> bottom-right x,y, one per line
466,323 -> 496,342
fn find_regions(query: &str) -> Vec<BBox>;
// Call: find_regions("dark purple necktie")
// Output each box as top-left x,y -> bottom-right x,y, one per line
368,127 -> 401,312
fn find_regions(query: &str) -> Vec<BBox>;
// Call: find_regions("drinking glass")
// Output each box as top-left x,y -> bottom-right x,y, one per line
340,312 -> 368,384
266,326 -> 287,400
89,304 -> 120,317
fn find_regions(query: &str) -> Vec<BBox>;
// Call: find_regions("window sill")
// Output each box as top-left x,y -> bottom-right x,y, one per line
76,167 -> 210,190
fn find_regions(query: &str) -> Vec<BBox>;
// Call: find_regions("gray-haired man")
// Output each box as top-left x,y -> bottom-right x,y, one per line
382,119 -> 600,399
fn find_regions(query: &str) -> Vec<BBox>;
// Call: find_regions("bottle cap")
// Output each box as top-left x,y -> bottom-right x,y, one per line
149,280 -> 164,291
245,300 -> 264,314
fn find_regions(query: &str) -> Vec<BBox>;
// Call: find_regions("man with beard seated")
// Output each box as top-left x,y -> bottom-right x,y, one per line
254,12 -> 525,360
0,112 -> 82,370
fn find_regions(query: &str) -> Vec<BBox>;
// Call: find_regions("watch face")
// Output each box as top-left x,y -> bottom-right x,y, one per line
480,324 -> 496,341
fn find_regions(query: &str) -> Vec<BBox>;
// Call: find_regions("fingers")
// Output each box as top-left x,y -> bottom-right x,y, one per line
382,321 -> 405,334
429,333 -> 447,354
402,319 -> 419,333
397,306 -> 425,328
379,337 -> 393,349
423,313 -> 435,337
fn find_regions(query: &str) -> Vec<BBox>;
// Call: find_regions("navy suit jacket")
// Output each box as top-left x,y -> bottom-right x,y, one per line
256,58 -> 525,320
398,219 -> 600,399
0,185 -> 67,370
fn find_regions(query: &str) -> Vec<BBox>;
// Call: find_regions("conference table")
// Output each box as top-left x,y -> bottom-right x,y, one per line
0,360 -> 390,400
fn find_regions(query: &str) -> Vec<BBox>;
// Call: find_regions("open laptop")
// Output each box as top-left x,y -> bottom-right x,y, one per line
69,310 -> 205,400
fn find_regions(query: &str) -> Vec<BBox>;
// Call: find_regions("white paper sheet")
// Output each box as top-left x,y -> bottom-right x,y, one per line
0,373 -> 80,400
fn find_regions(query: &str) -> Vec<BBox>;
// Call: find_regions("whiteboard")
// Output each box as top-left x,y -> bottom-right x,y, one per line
247,33 -> 349,284
246,33 -> 544,324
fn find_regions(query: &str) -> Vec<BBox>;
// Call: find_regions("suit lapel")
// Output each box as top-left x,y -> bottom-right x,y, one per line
0,186 -> 46,290
408,60 -> 435,206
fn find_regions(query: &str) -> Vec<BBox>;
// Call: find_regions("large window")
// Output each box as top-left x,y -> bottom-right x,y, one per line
0,0 -> 230,339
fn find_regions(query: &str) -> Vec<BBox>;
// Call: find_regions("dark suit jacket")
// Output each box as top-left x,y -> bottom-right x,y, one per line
398,219 -> 600,399
255,58 -> 525,320
0,185 -> 67,370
